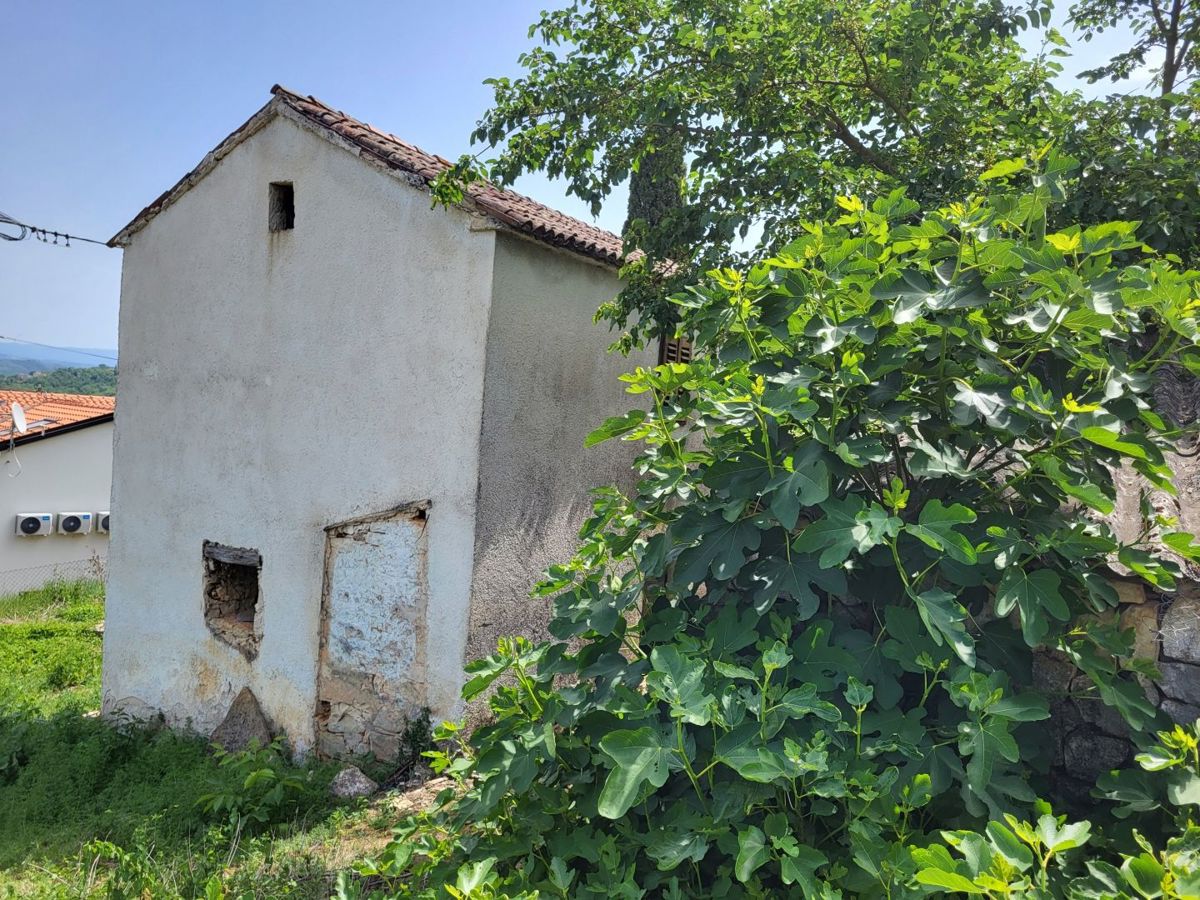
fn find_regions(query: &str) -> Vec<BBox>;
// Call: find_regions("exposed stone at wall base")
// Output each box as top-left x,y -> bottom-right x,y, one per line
315,673 -> 424,760
314,503 -> 429,762
1159,661 -> 1200,707
1062,726 -> 1131,777
1035,580 -> 1200,808
1035,367 -> 1200,804
1120,601 -> 1160,666
1155,582 -> 1200,713
210,687 -> 272,752
1163,698 -> 1200,723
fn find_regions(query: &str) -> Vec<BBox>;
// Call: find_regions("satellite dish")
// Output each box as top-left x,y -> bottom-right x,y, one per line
10,402 -> 26,434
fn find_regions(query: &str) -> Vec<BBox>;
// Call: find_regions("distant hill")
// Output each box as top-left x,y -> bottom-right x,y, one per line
0,341 -> 117,375
0,356 -> 58,376
0,366 -> 116,396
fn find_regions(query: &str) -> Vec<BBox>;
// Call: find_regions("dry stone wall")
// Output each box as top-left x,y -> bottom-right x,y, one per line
1036,580 -> 1199,803
1036,367 -> 1200,797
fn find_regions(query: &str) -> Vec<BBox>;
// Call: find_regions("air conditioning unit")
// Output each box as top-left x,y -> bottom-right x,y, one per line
96,511 -> 110,534
15,513 -> 53,536
57,512 -> 93,535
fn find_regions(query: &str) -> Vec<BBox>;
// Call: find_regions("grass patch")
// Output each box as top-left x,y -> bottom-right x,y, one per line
0,577 -> 105,623
0,579 -> 402,898
0,578 -> 104,717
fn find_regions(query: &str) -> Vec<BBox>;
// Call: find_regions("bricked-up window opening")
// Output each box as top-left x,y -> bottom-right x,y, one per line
658,334 -> 693,365
203,542 -> 262,661
315,501 -> 430,759
268,182 -> 294,232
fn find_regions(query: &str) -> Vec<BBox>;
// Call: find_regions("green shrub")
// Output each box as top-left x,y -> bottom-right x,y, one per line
356,156 -> 1200,897
0,711 -> 218,868
0,619 -> 102,712
0,576 -> 103,623
913,719 -> 1200,896
0,711 -> 345,896
197,738 -> 318,832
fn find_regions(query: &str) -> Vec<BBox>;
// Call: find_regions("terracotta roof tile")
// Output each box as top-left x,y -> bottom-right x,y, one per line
110,87 -> 625,267
0,391 -> 115,441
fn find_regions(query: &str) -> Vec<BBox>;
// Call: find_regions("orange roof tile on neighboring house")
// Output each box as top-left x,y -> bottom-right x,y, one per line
109,86 -> 626,267
0,391 -> 115,444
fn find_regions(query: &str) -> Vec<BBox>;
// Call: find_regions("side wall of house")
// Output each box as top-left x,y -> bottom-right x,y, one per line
102,114 -> 496,751
0,423 -> 113,591
465,232 -> 656,678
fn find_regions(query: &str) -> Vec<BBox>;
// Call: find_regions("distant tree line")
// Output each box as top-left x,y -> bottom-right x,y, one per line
0,366 -> 116,396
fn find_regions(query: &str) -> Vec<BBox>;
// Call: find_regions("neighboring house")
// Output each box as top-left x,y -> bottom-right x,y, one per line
102,86 -> 657,758
0,391 -> 114,592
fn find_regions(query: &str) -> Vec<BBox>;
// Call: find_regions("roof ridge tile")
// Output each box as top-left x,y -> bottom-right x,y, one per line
110,86 -> 624,266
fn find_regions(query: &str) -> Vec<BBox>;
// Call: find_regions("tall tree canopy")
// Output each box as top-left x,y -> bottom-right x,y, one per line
1071,0 -> 1197,92
1061,0 -> 1200,257
457,0 -> 1062,340
446,0 -> 1199,343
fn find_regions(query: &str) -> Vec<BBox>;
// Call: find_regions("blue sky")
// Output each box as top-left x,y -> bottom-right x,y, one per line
0,1 -> 1140,350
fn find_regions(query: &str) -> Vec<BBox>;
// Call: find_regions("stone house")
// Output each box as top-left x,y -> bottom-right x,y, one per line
101,86 -> 656,758
0,391 -> 114,592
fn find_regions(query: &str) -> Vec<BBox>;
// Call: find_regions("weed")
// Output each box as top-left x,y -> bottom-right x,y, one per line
0,577 -> 104,622
0,578 -> 103,717
197,738 -> 317,832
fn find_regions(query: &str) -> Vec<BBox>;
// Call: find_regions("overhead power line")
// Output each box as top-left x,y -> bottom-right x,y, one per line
0,334 -> 117,363
0,210 -> 110,247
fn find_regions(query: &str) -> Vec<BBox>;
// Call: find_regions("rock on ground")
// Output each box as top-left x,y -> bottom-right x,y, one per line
210,687 -> 272,752
331,766 -> 379,799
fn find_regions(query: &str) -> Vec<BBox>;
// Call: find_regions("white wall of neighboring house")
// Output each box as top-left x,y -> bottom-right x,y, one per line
103,113 -> 497,751
0,423 -> 113,592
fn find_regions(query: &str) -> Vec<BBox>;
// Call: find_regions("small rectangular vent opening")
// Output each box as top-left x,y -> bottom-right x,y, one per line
203,542 -> 262,661
268,182 -> 295,232
658,334 -> 693,365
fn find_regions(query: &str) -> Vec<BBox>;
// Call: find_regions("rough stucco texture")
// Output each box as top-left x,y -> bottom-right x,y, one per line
102,114 -> 496,751
465,232 -> 656,675
0,423 -> 113,590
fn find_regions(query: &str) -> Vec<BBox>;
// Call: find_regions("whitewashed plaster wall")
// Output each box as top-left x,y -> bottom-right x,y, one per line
102,114 -> 496,751
465,233 -> 657,671
0,423 -> 113,590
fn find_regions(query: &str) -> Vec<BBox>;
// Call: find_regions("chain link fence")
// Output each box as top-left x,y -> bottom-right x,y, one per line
0,556 -> 106,598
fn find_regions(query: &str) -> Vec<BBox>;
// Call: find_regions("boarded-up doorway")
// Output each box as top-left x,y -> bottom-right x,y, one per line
315,501 -> 429,759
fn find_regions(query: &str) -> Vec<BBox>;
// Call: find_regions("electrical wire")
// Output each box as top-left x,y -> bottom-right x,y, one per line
0,211 -> 27,242
0,210 -> 110,247
0,334 -> 116,363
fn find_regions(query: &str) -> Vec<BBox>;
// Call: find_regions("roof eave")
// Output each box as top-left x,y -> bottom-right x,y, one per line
107,96 -> 285,247
107,86 -> 625,268
7,412 -> 115,447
